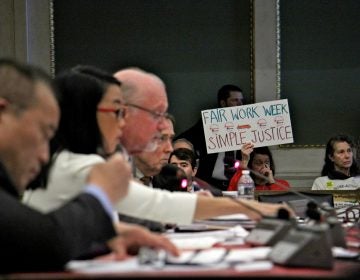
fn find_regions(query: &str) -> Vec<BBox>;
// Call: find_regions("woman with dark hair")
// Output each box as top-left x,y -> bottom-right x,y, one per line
53,65 -> 126,157
227,146 -> 290,191
24,65 -> 128,211
312,134 -> 360,190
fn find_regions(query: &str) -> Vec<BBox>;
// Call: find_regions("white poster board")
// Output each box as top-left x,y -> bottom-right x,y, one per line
201,99 -> 294,154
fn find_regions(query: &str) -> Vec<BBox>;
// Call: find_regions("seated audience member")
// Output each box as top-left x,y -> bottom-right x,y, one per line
228,146 -> 290,191
173,138 -> 199,163
175,84 -> 246,190
25,66 -> 294,227
0,59 -> 178,273
312,134 -> 360,190
172,138 -> 220,193
153,164 -> 188,192
168,148 -> 221,196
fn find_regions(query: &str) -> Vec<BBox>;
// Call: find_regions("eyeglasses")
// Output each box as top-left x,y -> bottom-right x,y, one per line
127,103 -> 168,121
97,106 -> 127,120
156,134 -> 174,144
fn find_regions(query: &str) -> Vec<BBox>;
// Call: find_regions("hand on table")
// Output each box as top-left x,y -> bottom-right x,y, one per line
107,223 -> 179,260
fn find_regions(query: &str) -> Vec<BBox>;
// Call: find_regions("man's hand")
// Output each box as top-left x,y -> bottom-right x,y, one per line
86,153 -> 131,205
107,223 -> 179,260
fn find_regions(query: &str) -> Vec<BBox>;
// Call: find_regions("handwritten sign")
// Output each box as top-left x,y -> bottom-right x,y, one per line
201,99 -> 294,154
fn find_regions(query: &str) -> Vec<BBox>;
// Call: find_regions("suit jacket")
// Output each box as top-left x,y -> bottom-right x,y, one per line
0,162 -> 116,273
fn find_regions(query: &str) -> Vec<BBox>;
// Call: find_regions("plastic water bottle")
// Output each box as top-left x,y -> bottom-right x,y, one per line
237,170 -> 255,200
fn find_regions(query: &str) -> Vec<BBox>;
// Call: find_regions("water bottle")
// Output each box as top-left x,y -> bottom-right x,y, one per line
237,170 -> 255,200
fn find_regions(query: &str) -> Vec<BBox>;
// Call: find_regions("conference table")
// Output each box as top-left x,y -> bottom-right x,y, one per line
5,216 -> 360,280
5,260 -> 360,279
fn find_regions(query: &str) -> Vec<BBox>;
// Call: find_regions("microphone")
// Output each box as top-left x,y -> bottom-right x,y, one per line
249,167 -> 320,209
152,164 -> 188,192
242,166 -> 344,269
277,207 -> 291,220
247,166 -> 346,247
228,169 -> 295,247
306,201 -> 321,221
229,195 -> 295,247
247,167 -> 335,220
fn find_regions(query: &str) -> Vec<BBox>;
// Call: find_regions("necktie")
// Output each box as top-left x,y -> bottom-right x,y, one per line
224,151 -> 236,179
140,176 -> 152,186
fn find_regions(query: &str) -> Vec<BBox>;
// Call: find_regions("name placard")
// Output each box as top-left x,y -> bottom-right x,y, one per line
201,99 -> 294,154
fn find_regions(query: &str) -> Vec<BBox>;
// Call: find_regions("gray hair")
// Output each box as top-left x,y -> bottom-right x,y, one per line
114,67 -> 165,104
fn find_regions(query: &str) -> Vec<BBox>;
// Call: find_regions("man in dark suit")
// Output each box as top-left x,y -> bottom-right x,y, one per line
175,84 -> 245,191
0,59 -> 178,273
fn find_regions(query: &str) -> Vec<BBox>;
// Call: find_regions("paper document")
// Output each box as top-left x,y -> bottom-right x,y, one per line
166,225 -> 249,250
224,247 -> 272,262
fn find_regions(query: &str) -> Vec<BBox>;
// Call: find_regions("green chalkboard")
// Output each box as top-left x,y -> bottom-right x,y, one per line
52,0 -> 252,135
280,0 -> 360,147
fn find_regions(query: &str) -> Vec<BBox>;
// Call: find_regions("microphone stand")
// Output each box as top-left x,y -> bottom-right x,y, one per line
228,175 -> 295,246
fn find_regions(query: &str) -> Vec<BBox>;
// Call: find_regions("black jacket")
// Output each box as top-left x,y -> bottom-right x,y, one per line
0,162 -> 116,273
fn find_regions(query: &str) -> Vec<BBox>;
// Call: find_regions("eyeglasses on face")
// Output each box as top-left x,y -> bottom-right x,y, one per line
127,103 -> 168,121
156,134 -> 174,144
97,105 -> 127,120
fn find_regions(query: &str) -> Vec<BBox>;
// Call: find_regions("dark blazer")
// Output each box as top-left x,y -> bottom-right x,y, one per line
0,163 -> 116,273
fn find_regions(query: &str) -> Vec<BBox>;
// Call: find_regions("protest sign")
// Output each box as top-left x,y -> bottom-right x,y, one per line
201,99 -> 294,154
